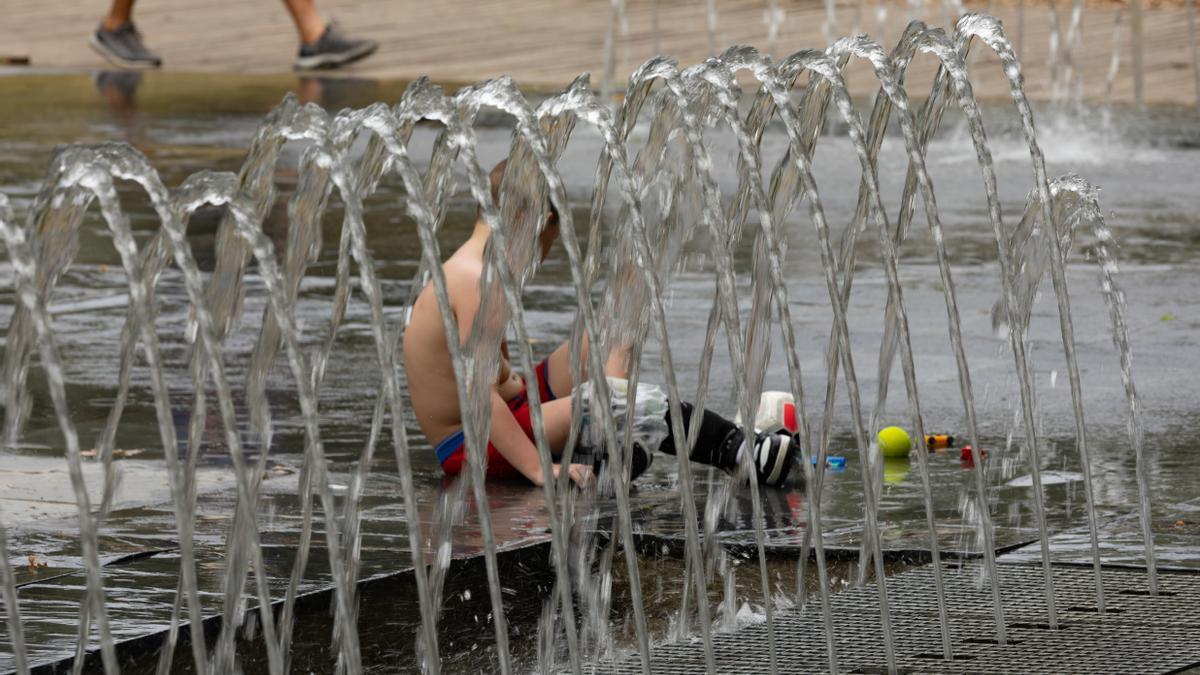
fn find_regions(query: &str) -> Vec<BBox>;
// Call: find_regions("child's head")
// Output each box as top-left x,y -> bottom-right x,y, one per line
482,160 -> 560,264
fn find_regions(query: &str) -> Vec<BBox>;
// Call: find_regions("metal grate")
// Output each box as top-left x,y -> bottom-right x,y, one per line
600,563 -> 1200,674
837,563 -> 1200,629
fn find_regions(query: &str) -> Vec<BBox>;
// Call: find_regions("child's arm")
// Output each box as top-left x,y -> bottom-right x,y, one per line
488,391 -> 588,486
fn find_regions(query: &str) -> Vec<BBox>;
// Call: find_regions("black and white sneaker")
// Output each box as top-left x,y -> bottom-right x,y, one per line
295,22 -> 378,70
89,23 -> 162,70
752,431 -> 797,487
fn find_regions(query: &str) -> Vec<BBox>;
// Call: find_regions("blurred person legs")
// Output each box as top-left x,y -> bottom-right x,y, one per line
93,70 -> 142,120
90,0 -> 160,69
89,0 -> 378,71
288,0 -> 378,71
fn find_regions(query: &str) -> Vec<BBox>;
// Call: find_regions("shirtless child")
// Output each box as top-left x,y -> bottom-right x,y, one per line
402,160 -> 798,488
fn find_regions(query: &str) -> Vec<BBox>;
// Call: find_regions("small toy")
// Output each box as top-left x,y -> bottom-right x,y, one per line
924,434 -> 955,449
812,455 -> 847,470
960,444 -> 988,467
878,426 -> 912,458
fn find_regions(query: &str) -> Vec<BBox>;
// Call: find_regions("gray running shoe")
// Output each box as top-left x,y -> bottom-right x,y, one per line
89,23 -> 162,70
295,22 -> 378,70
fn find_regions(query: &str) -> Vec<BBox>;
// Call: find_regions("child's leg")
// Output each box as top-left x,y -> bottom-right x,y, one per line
543,340 -> 794,485
660,402 -> 797,485
656,402 -> 743,471
531,396 -> 577,456
544,343 -> 742,471
531,395 -> 759,470
543,335 -> 632,400
528,354 -> 643,459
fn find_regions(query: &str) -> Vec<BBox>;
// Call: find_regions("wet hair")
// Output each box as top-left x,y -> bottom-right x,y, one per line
483,159 -> 559,226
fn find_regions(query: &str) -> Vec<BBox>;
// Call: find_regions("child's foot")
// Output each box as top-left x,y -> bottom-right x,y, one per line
732,391 -> 799,486
89,23 -> 162,70
752,431 -> 797,487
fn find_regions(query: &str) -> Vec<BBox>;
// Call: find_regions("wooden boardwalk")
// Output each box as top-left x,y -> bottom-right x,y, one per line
7,0 -> 1200,104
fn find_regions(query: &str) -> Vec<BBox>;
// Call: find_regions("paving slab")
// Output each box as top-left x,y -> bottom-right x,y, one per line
998,497 -> 1200,571
0,453 -> 241,524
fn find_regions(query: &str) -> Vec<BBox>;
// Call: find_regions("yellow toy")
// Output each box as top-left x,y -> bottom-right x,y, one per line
878,426 -> 912,458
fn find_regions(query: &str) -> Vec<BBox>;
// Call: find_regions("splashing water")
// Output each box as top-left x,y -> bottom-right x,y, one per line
0,13 -> 1161,675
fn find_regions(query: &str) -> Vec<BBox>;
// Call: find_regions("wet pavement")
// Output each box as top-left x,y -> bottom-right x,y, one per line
997,496 -> 1200,571
1,73 -> 1199,672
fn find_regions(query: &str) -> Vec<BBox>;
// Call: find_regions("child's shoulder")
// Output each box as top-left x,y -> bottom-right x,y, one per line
443,253 -> 484,286
434,255 -> 485,312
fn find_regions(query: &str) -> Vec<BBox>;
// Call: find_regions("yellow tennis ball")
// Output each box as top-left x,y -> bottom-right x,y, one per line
878,426 -> 912,458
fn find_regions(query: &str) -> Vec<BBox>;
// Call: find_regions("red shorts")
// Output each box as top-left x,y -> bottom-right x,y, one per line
434,357 -> 556,479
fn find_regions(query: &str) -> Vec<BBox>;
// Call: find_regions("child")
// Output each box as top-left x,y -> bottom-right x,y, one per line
402,161 -> 797,487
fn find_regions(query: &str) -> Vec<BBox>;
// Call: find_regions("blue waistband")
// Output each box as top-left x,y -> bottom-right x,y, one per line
432,384 -> 533,466
434,430 -> 466,465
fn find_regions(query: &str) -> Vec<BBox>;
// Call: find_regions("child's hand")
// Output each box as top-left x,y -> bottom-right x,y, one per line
567,463 -> 593,487
550,463 -> 593,488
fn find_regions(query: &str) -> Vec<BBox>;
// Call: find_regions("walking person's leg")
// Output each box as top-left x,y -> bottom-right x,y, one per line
283,0 -> 378,70
279,0 -> 327,44
101,0 -> 137,31
90,0 -> 162,69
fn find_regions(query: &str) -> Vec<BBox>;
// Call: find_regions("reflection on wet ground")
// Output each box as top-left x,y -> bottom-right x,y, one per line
1,74 -> 1199,671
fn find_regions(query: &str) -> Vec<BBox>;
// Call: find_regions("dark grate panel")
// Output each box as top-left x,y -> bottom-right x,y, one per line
822,563 -> 1200,630
595,563 -> 1200,674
